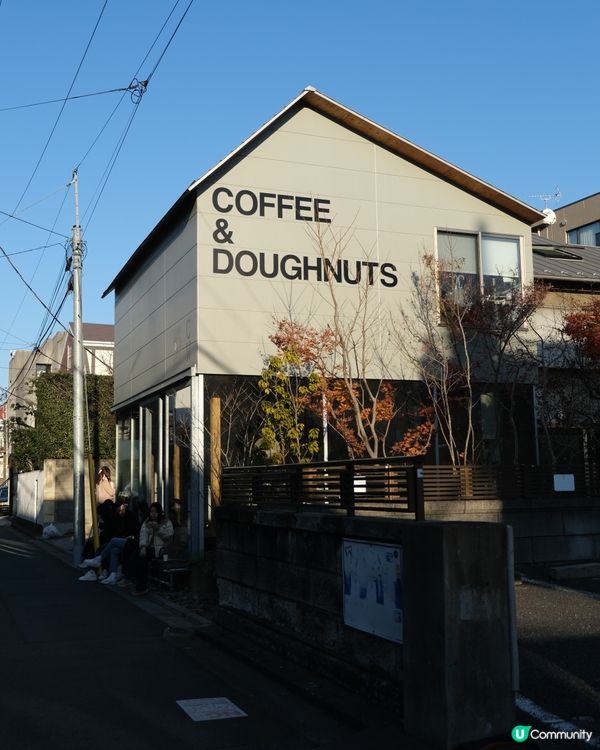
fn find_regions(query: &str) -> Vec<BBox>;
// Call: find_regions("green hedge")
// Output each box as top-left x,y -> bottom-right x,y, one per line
11,373 -> 115,470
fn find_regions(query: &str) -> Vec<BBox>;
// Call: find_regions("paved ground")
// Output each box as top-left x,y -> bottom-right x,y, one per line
514,575 -> 600,749
0,518 -> 426,750
3,515 -> 599,749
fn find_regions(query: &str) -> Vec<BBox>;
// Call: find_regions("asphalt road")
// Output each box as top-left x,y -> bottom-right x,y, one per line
515,577 -> 600,749
3,516 -> 599,750
0,520 -> 417,750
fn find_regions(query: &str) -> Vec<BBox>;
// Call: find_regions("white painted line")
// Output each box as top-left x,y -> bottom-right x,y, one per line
177,697 -> 248,722
516,694 -> 600,748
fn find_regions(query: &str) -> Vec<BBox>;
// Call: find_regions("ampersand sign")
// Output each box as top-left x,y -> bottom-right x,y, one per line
213,219 -> 233,244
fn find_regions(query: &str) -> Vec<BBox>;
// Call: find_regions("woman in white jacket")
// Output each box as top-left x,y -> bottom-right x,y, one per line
133,502 -> 173,596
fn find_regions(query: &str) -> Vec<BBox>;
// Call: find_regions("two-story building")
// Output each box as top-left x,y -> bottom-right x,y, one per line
102,87 -> 546,554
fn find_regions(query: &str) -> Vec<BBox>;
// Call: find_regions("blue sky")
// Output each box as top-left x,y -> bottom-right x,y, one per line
1,0 -> 598,393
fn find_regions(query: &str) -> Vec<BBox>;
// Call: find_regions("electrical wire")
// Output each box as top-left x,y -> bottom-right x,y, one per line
76,0 -> 186,176
0,184 -> 72,365
145,0 -> 194,85
1,242 -> 63,258
0,210 -> 70,238
6,0 -> 109,219
80,0 -> 195,234
0,84 -> 138,113
0,245 -> 71,340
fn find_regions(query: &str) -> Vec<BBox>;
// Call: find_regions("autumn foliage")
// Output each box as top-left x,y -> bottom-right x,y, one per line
564,299 -> 600,360
262,318 -> 433,459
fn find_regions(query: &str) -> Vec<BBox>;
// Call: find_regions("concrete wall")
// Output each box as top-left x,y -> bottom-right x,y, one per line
425,499 -> 600,566
216,505 -> 515,748
14,459 -> 114,532
14,470 -> 44,525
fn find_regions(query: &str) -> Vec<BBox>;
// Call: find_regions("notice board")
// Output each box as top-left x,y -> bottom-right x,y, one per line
342,538 -> 403,643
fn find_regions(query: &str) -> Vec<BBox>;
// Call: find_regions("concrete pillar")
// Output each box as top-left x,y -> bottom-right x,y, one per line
403,522 -> 514,748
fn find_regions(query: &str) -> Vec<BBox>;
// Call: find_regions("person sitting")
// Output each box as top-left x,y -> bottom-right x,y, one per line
133,502 -> 174,596
79,498 -> 139,584
169,498 -> 189,558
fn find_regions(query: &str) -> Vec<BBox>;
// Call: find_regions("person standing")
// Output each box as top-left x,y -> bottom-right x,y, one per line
95,466 -> 116,544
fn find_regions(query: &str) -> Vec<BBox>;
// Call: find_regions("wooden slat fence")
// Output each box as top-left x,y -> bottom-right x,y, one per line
222,456 -> 425,519
222,460 -> 600,517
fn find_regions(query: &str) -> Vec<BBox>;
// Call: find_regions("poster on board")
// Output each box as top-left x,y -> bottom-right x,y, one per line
342,538 -> 403,643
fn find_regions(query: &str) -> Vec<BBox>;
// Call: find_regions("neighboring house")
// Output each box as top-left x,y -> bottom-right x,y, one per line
531,234 -> 600,463
6,322 -> 114,430
102,87 -> 546,554
538,191 -> 600,247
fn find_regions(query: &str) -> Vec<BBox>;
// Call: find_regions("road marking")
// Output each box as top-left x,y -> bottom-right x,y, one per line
516,694 -> 600,748
177,697 -> 247,722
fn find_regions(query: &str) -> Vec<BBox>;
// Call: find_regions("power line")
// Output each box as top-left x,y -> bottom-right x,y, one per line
81,0 -> 195,233
0,209 -> 70,238
0,242 -> 63,258
146,0 -> 195,85
0,186 -> 72,375
0,84 -> 139,113
7,0 -> 109,218
0,245 -> 71,336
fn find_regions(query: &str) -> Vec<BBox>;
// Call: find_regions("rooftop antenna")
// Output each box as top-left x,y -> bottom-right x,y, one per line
529,187 -> 561,209
529,188 -> 562,230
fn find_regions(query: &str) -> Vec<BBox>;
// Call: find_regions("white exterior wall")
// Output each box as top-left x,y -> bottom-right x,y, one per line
195,107 -> 532,377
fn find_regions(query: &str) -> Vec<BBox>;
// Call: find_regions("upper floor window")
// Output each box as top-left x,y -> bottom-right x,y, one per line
35,363 -> 50,377
567,220 -> 600,247
437,231 -> 521,303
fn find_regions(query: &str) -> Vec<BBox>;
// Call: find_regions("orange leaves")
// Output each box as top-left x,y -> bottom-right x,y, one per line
564,299 -> 600,360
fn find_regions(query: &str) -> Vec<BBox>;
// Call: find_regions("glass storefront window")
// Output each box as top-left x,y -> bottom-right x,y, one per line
115,380 -> 192,556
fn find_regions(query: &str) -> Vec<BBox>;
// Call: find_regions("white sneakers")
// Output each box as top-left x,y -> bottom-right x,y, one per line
100,573 -> 119,586
80,555 -> 102,569
78,570 -> 98,582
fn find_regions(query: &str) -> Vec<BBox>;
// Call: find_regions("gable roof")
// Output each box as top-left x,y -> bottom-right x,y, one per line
103,87 -> 543,298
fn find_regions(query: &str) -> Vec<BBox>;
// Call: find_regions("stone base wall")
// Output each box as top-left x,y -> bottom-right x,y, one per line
215,505 -> 515,749
425,499 -> 600,565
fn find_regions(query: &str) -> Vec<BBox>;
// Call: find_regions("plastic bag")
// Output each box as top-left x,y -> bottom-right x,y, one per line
42,523 -> 61,539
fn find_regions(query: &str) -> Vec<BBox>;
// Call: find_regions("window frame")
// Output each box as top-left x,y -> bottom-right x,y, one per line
435,228 -> 524,301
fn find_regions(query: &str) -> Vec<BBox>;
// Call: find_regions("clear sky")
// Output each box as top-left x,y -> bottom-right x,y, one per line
1,0 -> 598,395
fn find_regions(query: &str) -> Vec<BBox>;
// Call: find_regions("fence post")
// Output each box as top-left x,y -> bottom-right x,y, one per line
415,464 -> 425,521
407,464 -> 425,521
290,464 -> 303,512
341,463 -> 355,516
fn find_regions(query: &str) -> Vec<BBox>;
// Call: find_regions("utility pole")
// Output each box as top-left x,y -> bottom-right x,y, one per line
71,169 -> 85,566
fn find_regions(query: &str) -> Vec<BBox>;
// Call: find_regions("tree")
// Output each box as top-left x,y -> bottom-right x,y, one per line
396,252 -> 545,465
298,223 -> 414,458
563,299 -> 600,360
258,343 -> 321,464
